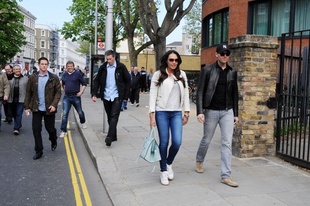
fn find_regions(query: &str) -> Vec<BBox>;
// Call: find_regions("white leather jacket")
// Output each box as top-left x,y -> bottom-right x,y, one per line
149,69 -> 190,113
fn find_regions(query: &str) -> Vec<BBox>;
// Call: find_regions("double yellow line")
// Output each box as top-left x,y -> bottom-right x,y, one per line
64,123 -> 92,206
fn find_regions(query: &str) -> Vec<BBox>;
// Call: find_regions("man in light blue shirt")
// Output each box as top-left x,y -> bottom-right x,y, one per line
92,50 -> 131,146
24,57 -> 61,160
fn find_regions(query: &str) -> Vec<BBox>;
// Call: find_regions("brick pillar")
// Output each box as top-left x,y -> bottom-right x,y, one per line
229,35 -> 279,157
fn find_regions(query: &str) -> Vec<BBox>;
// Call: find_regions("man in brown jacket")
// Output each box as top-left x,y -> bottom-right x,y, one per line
0,71 -> 10,131
24,57 -> 61,160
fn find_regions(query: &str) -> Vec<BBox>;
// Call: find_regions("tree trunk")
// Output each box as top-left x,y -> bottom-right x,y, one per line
154,37 -> 166,70
127,37 -> 137,67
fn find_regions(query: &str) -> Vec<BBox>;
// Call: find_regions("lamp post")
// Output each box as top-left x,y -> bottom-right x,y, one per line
105,0 -> 113,51
94,0 -> 98,54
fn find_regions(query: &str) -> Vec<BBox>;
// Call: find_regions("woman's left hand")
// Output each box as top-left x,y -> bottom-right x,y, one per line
182,116 -> 189,125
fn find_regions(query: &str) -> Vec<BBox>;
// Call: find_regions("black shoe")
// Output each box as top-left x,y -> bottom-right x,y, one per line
33,152 -> 43,160
3,119 -> 8,122
51,141 -> 57,151
105,137 -> 112,146
7,120 -> 12,124
124,107 -> 127,110
120,108 -> 123,111
13,130 -> 19,135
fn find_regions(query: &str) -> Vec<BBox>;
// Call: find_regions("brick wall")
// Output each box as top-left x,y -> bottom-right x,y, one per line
229,35 -> 279,157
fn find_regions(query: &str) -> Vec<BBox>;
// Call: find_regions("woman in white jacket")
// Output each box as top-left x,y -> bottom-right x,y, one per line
149,50 -> 190,185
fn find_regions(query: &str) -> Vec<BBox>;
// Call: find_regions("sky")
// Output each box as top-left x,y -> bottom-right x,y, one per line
19,0 -> 188,44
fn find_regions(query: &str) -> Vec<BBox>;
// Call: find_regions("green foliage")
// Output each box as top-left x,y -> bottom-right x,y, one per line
274,123 -> 305,137
183,0 -> 201,54
0,0 -> 26,64
60,0 -> 126,51
76,41 -> 90,56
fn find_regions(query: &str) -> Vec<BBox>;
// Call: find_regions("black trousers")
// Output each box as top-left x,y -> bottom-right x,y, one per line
3,101 -> 12,122
130,88 -> 140,104
32,111 -> 57,153
103,98 -> 121,140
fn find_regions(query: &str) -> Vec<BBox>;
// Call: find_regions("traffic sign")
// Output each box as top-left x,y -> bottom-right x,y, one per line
98,42 -> 105,50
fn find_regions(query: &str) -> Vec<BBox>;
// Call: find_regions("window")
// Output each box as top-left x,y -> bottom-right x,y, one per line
41,40 -> 45,48
249,0 -> 310,36
202,9 -> 229,48
41,52 -> 45,57
294,1 -> 310,32
41,30 -> 45,36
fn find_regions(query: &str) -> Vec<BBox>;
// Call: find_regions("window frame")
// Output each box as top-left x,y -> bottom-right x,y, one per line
202,8 -> 229,49
248,0 -> 309,37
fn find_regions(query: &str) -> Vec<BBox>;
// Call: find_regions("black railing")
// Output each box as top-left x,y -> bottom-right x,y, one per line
276,29 -> 310,169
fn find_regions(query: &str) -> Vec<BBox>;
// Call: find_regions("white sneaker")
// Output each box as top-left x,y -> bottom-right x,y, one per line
167,164 -> 174,180
81,123 -> 87,129
160,171 -> 169,186
59,131 -> 67,138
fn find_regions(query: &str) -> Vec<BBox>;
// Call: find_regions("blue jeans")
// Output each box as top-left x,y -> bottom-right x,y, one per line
10,102 -> 24,130
0,99 -> 3,128
155,111 -> 183,172
121,100 -> 127,109
60,95 -> 86,132
196,109 -> 234,179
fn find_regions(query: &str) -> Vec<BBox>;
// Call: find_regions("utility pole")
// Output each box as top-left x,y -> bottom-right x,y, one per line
94,0 -> 98,54
102,0 -> 113,133
105,0 -> 113,51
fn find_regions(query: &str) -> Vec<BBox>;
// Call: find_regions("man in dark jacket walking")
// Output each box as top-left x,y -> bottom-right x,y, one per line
195,44 -> 239,187
92,50 -> 131,146
24,57 -> 61,160
130,66 -> 142,107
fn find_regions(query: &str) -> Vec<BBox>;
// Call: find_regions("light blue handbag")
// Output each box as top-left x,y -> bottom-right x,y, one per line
139,127 -> 161,163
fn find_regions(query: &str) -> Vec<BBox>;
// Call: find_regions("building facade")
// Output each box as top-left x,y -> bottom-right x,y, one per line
34,24 -> 60,68
17,5 -> 36,73
201,0 -> 310,65
58,35 -> 86,71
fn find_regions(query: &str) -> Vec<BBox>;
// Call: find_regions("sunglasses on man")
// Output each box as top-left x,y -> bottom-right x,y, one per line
220,52 -> 230,57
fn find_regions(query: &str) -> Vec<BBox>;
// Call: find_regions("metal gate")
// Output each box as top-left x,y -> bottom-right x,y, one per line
276,30 -> 310,169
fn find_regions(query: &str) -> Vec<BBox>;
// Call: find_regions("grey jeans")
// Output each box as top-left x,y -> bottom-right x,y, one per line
196,109 -> 234,178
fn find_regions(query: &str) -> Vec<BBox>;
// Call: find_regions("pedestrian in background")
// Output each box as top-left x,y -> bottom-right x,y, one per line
130,66 -> 142,107
140,66 -> 147,93
3,64 -> 14,123
149,50 -> 190,186
0,69 -> 10,131
24,57 -> 61,160
195,43 -> 239,187
147,68 -> 154,92
59,61 -> 87,138
92,50 -> 131,146
8,65 -> 28,135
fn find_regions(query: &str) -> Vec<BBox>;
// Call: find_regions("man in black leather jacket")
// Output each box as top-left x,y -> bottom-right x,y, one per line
195,44 -> 239,187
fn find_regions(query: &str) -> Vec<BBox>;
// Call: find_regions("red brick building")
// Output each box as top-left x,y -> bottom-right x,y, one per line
201,0 -> 310,65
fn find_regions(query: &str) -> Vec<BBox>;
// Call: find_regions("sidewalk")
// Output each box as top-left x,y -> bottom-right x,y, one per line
75,86 -> 310,206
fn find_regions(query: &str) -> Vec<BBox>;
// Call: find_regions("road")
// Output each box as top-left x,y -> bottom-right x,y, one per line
0,107 -> 112,206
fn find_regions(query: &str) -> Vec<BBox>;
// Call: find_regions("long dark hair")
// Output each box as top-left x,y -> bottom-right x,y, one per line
157,50 -> 185,87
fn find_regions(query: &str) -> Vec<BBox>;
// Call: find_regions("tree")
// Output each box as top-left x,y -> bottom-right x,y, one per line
0,0 -> 26,64
137,0 -> 196,68
183,0 -> 201,54
60,0 -> 125,52
76,41 -> 91,56
115,0 -> 152,67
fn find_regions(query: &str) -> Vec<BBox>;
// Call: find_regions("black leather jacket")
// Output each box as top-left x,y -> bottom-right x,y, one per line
196,62 -> 238,117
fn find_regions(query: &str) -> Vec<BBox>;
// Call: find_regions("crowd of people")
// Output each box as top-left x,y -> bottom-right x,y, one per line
0,57 -> 87,160
1,44 -> 239,187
